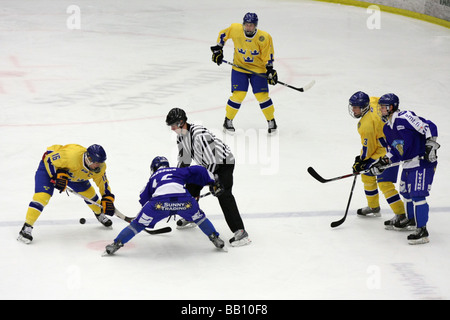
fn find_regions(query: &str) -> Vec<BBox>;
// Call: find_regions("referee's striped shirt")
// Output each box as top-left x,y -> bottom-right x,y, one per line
177,123 -> 234,173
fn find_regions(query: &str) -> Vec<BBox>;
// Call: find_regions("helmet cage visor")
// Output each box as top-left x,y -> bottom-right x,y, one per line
348,103 -> 370,119
377,103 -> 394,122
84,153 -> 105,173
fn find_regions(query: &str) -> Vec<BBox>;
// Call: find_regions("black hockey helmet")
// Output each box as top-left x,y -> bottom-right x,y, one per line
166,107 -> 187,127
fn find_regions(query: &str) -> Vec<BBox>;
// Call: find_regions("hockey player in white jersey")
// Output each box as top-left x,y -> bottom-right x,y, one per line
370,93 -> 440,244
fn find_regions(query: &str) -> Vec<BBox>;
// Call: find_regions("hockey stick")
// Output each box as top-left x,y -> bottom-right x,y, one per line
222,59 -> 315,92
330,175 -> 357,228
199,192 -> 212,198
307,161 -> 403,184
62,185 -> 171,235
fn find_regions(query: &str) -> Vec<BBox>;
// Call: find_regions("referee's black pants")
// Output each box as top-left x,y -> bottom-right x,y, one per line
186,163 -> 245,233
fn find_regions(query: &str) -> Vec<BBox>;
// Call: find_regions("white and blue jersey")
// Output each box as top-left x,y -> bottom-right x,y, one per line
383,110 -> 438,169
139,166 -> 215,205
113,166 -> 218,245
383,110 -> 438,228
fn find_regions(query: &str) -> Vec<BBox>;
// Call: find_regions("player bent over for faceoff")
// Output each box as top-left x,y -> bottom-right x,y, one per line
104,156 -> 226,255
18,144 -> 116,244
348,91 -> 405,229
368,93 -> 439,245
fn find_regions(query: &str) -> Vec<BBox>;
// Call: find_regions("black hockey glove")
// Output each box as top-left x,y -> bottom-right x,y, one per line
54,169 -> 69,193
424,137 -> 440,162
266,65 -> 278,85
352,155 -> 370,173
210,179 -> 225,197
210,45 -> 223,66
101,194 -> 115,216
369,157 -> 390,176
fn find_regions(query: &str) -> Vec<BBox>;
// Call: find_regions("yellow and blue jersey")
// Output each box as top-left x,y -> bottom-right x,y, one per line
42,144 -> 111,196
357,97 -> 388,163
216,23 -> 274,74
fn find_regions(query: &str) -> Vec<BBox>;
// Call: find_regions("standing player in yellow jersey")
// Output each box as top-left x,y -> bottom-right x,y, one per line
17,144 -> 116,244
211,12 -> 278,134
348,91 -> 405,229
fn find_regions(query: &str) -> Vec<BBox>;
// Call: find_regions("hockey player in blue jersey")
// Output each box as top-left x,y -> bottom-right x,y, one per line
369,93 -> 440,244
104,156 -> 226,255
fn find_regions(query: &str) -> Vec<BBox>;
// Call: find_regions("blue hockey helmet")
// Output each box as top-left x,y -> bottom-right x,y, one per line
150,156 -> 170,173
378,93 -> 400,121
86,144 -> 107,163
243,12 -> 258,25
348,91 -> 370,118
378,93 -> 399,110
243,12 -> 258,37
85,144 -> 106,173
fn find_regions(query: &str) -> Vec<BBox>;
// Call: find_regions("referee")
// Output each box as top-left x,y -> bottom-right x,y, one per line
165,108 -> 250,247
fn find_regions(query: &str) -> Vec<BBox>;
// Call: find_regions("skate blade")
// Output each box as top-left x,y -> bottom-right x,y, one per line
17,235 -> 32,244
176,223 -> 197,230
223,128 -> 235,135
394,226 -> 417,232
408,237 -> 430,245
357,212 -> 381,218
229,237 -> 252,247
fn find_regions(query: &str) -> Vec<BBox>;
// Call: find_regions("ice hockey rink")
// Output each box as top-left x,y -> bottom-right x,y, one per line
1,0 -> 449,301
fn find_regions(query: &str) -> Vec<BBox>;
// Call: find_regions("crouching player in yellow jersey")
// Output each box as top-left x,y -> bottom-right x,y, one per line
211,12 -> 278,134
18,144 -> 116,244
348,92 -> 405,229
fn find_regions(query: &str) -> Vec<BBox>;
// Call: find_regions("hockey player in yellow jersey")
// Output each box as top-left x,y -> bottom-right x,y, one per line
211,12 -> 278,134
17,144 -> 116,244
348,91 -> 405,229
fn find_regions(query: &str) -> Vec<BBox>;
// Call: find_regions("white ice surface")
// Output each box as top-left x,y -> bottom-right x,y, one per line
0,0 -> 449,300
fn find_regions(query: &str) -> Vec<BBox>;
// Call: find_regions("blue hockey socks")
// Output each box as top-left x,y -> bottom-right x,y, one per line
195,217 -> 218,237
413,197 -> 429,228
114,220 -> 145,244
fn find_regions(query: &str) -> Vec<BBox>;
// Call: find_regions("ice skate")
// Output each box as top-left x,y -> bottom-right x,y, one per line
357,206 -> 381,217
229,229 -> 251,247
384,214 -> 402,230
408,226 -> 429,245
267,118 -> 277,134
95,212 -> 112,227
103,240 -> 123,255
209,233 -> 227,251
394,216 -> 416,231
176,218 -> 197,229
17,223 -> 33,244
223,117 -> 235,134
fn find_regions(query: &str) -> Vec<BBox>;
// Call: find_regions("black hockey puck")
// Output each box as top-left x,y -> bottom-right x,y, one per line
79,218 -> 86,224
